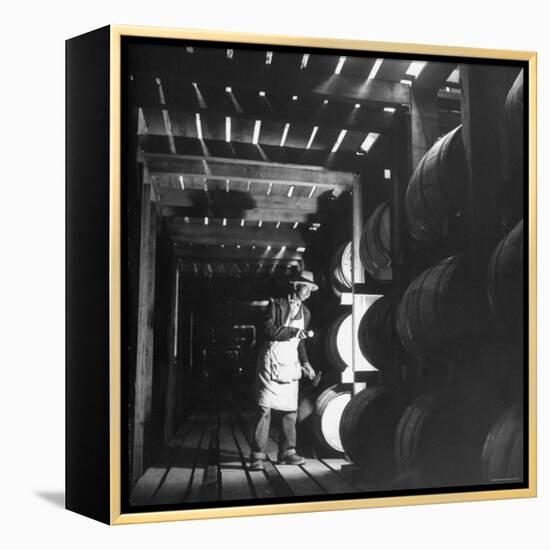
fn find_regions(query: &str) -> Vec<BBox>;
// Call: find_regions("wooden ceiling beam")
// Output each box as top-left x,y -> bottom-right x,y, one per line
155,188 -> 321,215
144,153 -> 355,191
178,262 -> 292,277
178,257 -> 301,268
169,224 -> 306,248
174,243 -> 303,262
158,205 -> 316,224
140,135 -> 382,173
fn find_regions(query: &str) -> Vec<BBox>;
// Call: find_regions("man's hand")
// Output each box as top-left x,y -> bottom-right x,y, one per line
302,362 -> 316,380
312,371 -> 322,387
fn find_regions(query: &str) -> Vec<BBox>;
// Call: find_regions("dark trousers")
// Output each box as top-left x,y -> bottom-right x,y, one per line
251,406 -> 297,460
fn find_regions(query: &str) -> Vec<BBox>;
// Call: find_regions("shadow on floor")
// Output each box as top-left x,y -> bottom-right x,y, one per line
35,491 -> 65,509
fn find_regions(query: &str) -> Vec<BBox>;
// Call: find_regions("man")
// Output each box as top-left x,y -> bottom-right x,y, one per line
250,270 -> 318,471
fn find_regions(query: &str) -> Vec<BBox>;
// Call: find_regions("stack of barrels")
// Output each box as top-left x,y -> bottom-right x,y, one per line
334,69 -> 525,488
477,72 -> 525,485
393,384 -> 518,487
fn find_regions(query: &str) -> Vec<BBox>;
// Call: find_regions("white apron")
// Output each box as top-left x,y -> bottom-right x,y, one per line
256,308 -> 304,411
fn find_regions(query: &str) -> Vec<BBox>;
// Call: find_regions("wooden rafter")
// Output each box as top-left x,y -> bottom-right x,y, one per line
144,153 -> 355,192
138,100 -> 392,135
133,72 -> 410,107
140,108 -> 372,153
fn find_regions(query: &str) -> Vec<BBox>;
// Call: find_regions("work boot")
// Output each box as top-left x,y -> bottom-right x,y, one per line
278,453 -> 305,466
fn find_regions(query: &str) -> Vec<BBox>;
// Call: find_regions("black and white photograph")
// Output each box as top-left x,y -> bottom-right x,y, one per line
6,0 -> 549,544
120,35 -> 529,515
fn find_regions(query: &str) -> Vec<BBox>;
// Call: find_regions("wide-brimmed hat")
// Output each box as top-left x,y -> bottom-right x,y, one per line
289,270 -> 318,291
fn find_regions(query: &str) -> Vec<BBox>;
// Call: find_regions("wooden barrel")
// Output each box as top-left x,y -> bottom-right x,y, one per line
505,71 -> 524,148
503,71 -> 525,222
360,201 -> 392,281
329,242 -> 353,295
297,384 -> 322,424
339,386 -> 400,472
396,391 -> 439,482
396,254 -> 489,356
405,125 -> 467,244
325,312 -> 353,372
487,220 -> 523,333
482,403 -> 523,483
395,387 -> 502,486
295,384 -> 324,456
313,385 -> 352,453
358,296 -> 402,371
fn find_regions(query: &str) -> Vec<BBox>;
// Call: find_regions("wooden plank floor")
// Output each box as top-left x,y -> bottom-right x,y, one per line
130,401 -> 364,507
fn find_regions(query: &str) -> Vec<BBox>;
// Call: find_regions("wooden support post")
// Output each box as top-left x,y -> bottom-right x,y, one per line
390,107 -> 412,385
410,62 -> 457,168
410,88 -> 440,169
352,174 -> 365,289
163,256 -> 180,444
174,283 -> 186,426
126,103 -> 141,484
132,183 -> 158,482
188,309 -> 194,378
177,300 -> 194,415
460,65 -> 520,249
390,108 -> 412,295
349,174 -> 368,393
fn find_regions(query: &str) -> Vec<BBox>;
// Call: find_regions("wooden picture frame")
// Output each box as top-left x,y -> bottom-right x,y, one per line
66,25 -> 537,525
